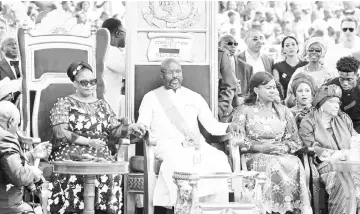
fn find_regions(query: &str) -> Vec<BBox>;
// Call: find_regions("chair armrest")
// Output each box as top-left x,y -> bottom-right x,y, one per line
17,130 -> 41,145
294,146 -> 315,156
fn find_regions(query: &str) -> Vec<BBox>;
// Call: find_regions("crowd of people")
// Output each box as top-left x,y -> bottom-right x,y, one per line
0,1 -> 125,40
2,1 -> 360,214
218,1 -> 360,214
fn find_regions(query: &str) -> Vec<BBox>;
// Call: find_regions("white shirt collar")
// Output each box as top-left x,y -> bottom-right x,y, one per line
4,55 -> 19,65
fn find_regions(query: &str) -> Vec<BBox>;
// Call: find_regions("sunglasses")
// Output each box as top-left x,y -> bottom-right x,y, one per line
76,79 -> 97,87
308,49 -> 322,53
226,42 -> 238,46
342,28 -> 355,32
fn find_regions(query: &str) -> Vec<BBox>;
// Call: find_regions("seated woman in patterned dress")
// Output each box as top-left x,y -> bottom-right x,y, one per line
299,85 -> 360,214
47,61 -> 141,214
231,72 -> 312,214
290,73 -> 317,128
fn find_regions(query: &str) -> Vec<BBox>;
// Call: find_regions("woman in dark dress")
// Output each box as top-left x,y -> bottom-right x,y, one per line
47,61 -> 140,214
273,36 -> 308,97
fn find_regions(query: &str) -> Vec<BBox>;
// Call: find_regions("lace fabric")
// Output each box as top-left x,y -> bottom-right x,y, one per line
232,103 -> 312,214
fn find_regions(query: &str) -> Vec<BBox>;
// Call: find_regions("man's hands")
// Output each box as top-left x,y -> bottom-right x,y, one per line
31,142 -> 52,159
28,166 -> 44,182
128,123 -> 147,138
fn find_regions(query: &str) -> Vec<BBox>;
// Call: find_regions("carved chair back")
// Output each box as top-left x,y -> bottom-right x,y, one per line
18,27 -> 108,141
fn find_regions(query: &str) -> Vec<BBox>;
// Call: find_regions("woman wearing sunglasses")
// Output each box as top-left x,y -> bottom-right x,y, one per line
47,61 -> 140,214
285,37 -> 334,107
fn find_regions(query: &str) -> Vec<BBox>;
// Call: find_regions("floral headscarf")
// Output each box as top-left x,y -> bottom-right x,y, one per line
312,84 -> 342,108
291,73 -> 317,97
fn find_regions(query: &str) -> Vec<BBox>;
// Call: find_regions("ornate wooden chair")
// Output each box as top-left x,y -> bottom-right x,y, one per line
123,64 -> 221,214
17,10 -> 110,213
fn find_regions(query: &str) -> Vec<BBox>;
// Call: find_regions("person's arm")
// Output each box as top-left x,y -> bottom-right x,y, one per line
0,135 -> 36,186
273,68 -> 280,81
50,97 -> 91,145
197,93 -> 229,136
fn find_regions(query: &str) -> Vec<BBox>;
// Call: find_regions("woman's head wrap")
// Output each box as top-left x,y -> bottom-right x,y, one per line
312,84 -> 342,108
302,36 -> 327,59
291,73 -> 317,97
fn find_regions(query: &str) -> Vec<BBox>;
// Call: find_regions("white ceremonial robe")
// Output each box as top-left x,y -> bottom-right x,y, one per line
103,46 -> 125,118
137,86 -> 232,206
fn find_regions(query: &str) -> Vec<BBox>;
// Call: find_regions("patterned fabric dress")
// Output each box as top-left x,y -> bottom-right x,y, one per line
48,97 -> 128,214
232,102 -> 312,214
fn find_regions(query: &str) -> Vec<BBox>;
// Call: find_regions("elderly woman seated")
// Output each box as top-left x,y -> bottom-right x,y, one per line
299,84 -> 360,214
231,72 -> 312,214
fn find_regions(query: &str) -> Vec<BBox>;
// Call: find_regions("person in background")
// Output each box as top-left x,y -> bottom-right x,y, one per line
0,38 -> 21,106
326,56 -> 360,133
238,29 -> 274,74
218,46 -> 238,122
325,16 -> 360,72
290,73 -> 317,127
0,101 -> 51,214
286,37 -> 333,107
101,18 -> 126,118
273,36 -> 308,97
219,34 -> 253,98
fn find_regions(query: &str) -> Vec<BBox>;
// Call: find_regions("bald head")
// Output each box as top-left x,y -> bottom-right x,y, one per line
1,37 -> 18,59
0,101 -> 20,133
160,58 -> 181,72
0,101 -> 19,121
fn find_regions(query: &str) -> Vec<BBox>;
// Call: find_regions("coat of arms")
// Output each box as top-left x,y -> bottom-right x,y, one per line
142,1 -> 201,28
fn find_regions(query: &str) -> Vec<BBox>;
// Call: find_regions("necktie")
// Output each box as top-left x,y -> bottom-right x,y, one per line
229,55 -> 236,72
10,60 -> 20,78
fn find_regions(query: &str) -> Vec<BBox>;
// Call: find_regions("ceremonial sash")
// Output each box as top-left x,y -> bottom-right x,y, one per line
153,88 -> 199,148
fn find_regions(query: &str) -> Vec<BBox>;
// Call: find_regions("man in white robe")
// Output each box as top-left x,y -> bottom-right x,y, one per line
136,58 -> 234,212
102,18 -> 126,118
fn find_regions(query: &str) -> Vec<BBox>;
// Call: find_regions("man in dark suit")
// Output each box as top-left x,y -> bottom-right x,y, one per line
0,38 -> 21,105
219,34 -> 253,97
237,29 -> 274,75
0,101 -> 51,214
218,47 -> 238,122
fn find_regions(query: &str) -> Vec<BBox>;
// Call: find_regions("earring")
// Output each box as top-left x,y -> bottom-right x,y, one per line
255,92 -> 259,102
320,106 -> 323,112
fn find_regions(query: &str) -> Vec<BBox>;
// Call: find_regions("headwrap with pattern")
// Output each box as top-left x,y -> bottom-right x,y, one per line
312,84 -> 342,108
291,73 -> 317,97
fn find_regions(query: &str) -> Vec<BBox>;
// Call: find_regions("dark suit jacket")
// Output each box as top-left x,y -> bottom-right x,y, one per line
0,128 -> 35,213
0,58 -> 16,80
234,57 -> 253,97
218,48 -> 238,121
0,58 -> 21,104
237,51 -> 274,75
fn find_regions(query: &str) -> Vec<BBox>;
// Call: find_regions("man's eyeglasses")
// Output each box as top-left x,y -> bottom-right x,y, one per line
226,42 -> 238,46
76,79 -> 97,87
308,49 -> 322,53
162,69 -> 182,75
342,28 -> 355,32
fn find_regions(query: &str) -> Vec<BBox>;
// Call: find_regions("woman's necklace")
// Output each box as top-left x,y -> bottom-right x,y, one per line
71,93 -> 97,103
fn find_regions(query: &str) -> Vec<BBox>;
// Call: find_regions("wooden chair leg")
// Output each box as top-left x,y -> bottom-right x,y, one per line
41,181 -> 50,214
124,174 -> 136,214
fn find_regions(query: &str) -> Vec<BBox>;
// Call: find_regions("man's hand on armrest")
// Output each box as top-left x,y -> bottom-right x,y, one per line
128,123 -> 147,138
